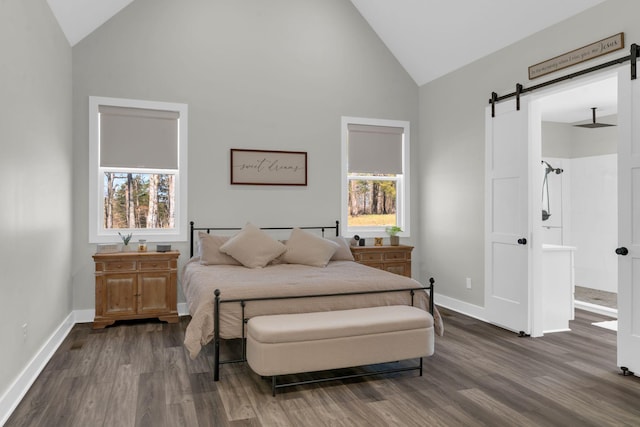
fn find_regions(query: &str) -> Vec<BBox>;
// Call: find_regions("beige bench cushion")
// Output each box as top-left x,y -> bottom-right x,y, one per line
246,305 -> 434,376
247,305 -> 433,343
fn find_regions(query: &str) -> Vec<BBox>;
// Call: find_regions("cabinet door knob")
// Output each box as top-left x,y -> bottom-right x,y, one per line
517,238 -> 527,245
615,247 -> 629,256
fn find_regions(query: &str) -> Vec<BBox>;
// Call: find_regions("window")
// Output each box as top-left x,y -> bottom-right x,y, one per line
89,97 -> 188,243
341,117 -> 410,237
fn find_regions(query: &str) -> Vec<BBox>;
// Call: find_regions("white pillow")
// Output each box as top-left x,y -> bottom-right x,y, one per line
327,236 -> 355,261
282,228 -> 340,267
198,232 -> 241,266
219,223 -> 286,268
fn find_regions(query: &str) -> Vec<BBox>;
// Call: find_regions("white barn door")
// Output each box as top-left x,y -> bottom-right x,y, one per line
485,97 -> 531,334
617,67 -> 640,376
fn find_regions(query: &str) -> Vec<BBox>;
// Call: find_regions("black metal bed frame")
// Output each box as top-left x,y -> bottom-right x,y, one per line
188,221 -> 436,391
189,220 -> 340,258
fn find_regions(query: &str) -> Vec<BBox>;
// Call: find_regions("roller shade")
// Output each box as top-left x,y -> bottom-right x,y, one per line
348,124 -> 403,174
99,105 -> 179,169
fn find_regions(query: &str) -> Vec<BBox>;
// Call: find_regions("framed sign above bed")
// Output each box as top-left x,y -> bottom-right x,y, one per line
230,149 -> 307,186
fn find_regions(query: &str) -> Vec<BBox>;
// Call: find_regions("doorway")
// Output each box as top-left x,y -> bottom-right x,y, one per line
535,73 -> 619,326
486,63 -> 640,375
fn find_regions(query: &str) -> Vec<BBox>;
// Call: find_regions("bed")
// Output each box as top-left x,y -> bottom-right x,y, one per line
182,221 -> 443,380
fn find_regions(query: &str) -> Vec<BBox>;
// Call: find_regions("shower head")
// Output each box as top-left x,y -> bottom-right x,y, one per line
574,107 -> 615,128
542,160 -> 564,175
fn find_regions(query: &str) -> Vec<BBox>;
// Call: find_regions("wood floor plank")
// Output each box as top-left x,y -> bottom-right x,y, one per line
457,388 -> 540,427
337,399 -> 393,427
367,398 -> 427,427
135,371 -> 167,426
164,346 -> 194,405
192,390 -> 231,427
102,364 -> 139,427
216,370 -> 258,422
166,399 -> 200,427
92,328 -> 125,384
534,375 -> 640,426
37,376 -> 89,427
69,379 -> 114,427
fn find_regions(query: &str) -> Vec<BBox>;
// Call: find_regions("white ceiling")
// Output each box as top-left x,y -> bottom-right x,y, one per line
46,0 -> 614,122
46,0 -> 134,46
539,75 -> 618,123
349,0 -> 608,86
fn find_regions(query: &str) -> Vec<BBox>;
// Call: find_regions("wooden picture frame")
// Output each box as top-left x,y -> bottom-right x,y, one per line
230,149 -> 307,186
528,33 -> 624,80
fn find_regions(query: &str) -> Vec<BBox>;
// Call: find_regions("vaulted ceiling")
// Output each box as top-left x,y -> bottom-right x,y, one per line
47,0 -> 614,123
47,0 -> 606,86
46,0 -> 134,47
350,0 -> 607,86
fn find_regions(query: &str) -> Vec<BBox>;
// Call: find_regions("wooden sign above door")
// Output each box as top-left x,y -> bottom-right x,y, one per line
528,33 -> 624,80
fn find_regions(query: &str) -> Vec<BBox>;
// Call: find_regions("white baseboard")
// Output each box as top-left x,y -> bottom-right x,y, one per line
435,294 -> 618,325
73,309 -> 95,324
0,312 -> 75,426
574,300 -> 618,318
178,302 -> 189,316
434,293 -> 489,323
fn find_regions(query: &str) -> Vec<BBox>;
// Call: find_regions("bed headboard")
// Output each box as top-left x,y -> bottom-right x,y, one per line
189,220 -> 340,258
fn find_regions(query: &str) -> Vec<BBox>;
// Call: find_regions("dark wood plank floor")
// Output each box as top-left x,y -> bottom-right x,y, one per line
6,308 -> 640,426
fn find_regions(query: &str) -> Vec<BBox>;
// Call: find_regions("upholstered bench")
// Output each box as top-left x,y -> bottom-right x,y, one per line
246,305 -> 435,395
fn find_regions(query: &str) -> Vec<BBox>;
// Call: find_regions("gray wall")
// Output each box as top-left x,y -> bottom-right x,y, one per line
543,118 -> 617,158
0,0 -> 72,403
72,0 -> 419,310
419,0 -> 638,307
542,122 -> 573,158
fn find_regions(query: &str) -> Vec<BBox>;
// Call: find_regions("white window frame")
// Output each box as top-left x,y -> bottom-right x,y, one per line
89,96 -> 188,243
341,116 -> 410,238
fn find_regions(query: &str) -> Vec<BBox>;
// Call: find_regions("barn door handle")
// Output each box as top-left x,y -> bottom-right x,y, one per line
517,238 -> 527,245
615,247 -> 629,256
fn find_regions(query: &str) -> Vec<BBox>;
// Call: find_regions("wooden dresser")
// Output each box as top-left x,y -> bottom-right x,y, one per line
350,245 -> 413,277
92,251 -> 180,329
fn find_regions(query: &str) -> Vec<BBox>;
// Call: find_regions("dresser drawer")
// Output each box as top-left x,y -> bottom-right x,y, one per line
139,259 -> 172,271
385,263 -> 409,276
100,261 -> 137,272
384,251 -> 408,261
357,252 -> 383,262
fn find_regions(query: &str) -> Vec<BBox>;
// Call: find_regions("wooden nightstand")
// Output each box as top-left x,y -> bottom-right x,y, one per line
92,251 -> 180,329
350,245 -> 413,277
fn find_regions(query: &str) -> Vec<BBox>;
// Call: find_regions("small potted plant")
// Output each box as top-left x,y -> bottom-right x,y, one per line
118,232 -> 133,251
385,226 -> 402,246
